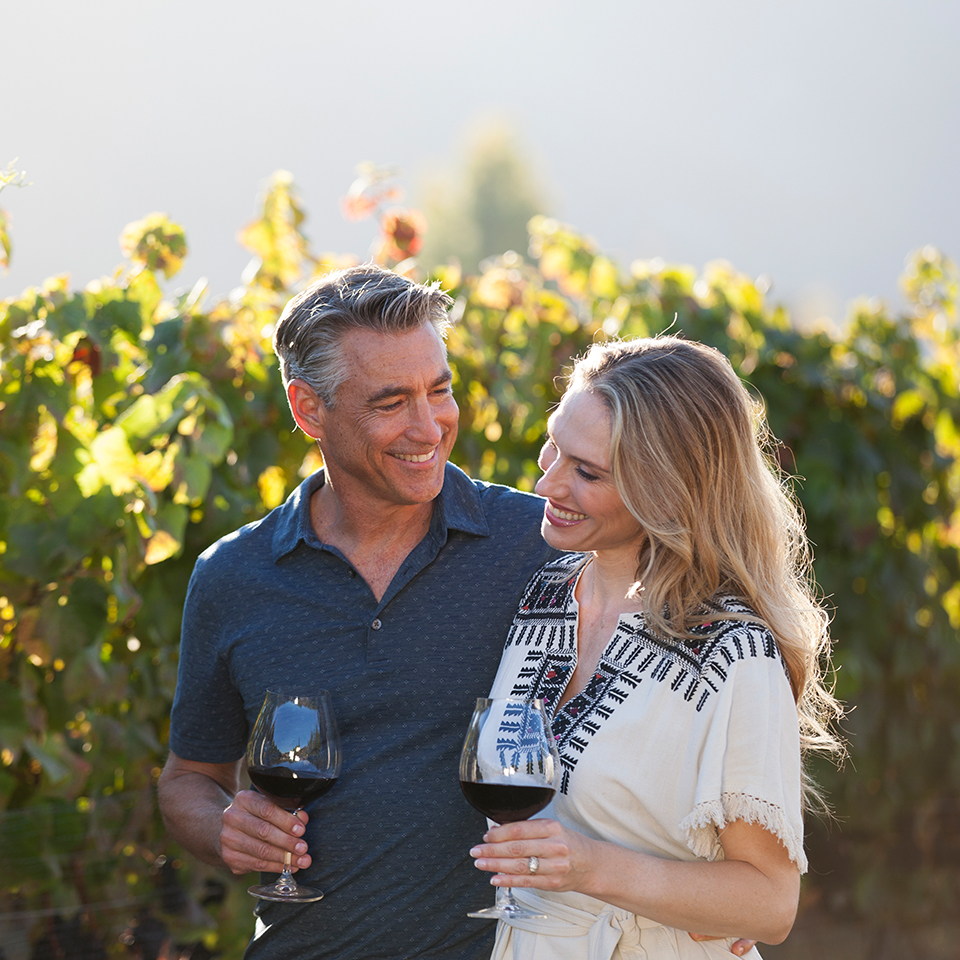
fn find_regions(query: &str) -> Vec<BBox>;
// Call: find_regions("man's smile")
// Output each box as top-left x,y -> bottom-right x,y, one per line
393,448 -> 438,463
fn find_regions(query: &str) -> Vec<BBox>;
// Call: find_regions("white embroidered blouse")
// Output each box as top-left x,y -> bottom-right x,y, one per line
486,554 -> 806,960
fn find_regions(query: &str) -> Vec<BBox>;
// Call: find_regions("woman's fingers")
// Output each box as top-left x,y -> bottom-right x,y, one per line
470,837 -> 571,887
470,818 -> 601,893
482,817 -> 560,844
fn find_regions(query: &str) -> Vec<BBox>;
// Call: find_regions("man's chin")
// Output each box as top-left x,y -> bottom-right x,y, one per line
391,470 -> 447,505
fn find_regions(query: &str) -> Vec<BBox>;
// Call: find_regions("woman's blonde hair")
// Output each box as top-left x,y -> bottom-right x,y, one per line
568,336 -> 843,803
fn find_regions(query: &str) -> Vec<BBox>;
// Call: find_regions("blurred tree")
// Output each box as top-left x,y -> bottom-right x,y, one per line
417,121 -> 549,273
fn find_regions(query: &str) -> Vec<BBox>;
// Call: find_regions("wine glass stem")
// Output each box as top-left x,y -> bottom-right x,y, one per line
497,885 -> 521,910
273,851 -> 298,894
273,806 -> 304,893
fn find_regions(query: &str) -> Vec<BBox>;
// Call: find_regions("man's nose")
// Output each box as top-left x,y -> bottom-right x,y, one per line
406,396 -> 443,444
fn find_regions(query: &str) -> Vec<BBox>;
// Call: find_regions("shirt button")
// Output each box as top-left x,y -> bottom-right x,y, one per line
371,618 -> 382,631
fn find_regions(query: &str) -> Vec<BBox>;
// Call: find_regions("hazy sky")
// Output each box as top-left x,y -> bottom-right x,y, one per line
3,0 -> 958,326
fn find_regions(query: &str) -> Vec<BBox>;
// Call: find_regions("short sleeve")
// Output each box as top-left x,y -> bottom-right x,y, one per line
168,547 -> 250,762
677,630 -> 808,872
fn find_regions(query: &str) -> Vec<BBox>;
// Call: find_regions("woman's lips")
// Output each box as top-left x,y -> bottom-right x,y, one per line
545,502 -> 588,525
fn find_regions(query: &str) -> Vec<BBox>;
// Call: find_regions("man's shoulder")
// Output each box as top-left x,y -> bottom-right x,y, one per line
192,515 -> 276,586
196,471 -> 314,567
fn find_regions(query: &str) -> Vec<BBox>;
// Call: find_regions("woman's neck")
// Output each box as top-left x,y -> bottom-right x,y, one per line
576,552 -> 644,616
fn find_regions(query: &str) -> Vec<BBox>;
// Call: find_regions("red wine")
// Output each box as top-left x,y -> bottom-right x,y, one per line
460,781 -> 556,823
248,766 -> 338,811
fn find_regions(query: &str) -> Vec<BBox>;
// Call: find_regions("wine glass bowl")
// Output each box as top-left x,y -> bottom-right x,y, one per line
459,697 -> 559,921
246,689 -> 341,903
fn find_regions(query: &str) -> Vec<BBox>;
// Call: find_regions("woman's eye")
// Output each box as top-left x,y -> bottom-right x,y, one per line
576,466 -> 600,482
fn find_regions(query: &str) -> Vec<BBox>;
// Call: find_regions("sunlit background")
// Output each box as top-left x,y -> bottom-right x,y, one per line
3,4 -> 960,958
3,0 -> 959,327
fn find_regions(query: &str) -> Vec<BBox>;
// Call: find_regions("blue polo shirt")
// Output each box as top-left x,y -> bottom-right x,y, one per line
169,463 -> 555,960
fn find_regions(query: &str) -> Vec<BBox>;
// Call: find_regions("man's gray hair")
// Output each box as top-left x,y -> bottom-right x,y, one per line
272,263 -> 454,406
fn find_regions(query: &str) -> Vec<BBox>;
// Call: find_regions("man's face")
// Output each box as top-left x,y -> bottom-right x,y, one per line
317,323 -> 459,511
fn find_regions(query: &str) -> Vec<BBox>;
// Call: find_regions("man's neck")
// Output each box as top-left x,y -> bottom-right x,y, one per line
310,478 -> 437,602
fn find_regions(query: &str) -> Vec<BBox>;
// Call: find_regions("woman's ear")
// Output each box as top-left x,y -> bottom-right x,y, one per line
287,379 -> 325,440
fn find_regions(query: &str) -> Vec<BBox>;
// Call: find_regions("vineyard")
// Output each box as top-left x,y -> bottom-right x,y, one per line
1,170 -> 958,958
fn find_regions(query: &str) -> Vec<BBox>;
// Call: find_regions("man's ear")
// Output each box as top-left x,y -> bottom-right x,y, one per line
287,379 -> 325,440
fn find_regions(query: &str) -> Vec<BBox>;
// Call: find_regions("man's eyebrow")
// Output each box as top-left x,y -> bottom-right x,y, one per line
366,369 -> 452,405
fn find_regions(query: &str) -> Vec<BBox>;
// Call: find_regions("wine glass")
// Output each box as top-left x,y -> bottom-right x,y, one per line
245,688 -> 341,902
459,697 -> 560,921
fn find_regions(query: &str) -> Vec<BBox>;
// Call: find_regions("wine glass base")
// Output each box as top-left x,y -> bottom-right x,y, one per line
467,904 -> 547,921
248,882 -> 324,903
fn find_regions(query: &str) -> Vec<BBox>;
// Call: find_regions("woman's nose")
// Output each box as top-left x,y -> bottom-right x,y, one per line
535,459 -> 562,499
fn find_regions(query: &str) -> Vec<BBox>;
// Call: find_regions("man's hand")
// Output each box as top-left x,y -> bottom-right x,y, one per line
158,752 -> 311,874
220,788 -> 311,876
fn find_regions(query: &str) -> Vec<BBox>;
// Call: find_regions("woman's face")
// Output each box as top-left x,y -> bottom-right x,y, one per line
535,388 -> 646,560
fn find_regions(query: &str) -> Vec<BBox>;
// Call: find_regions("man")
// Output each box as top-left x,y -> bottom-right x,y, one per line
158,264 -> 757,959
158,264 -> 555,960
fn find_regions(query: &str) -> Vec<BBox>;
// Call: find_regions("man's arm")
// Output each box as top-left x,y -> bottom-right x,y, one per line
157,751 -> 311,875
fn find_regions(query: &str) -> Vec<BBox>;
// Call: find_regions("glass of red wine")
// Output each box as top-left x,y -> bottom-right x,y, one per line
245,688 -> 341,903
459,696 -> 559,921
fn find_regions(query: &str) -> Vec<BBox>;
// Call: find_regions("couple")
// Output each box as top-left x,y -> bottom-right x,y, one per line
158,264 -> 840,960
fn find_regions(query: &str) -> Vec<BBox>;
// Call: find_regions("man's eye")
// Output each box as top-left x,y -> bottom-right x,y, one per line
379,400 -> 403,411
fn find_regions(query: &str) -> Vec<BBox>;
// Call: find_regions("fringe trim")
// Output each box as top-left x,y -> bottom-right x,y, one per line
679,792 -> 808,873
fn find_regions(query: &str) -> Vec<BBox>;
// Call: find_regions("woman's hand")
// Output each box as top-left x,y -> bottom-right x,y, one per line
469,817 -> 597,892
470,819 -> 759,956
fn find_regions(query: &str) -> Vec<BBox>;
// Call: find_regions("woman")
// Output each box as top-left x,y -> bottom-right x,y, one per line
470,336 -> 842,959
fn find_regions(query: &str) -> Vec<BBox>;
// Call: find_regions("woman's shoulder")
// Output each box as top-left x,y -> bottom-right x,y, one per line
687,595 -> 786,674
518,553 -> 585,598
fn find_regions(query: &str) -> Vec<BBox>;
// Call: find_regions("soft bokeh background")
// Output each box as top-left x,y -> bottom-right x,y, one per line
3,3 -> 959,959
3,0 -> 959,324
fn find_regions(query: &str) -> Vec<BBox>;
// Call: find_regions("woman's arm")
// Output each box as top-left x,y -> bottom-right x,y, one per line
470,816 -> 800,945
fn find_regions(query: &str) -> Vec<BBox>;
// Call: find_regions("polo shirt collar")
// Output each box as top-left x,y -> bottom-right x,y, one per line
271,462 -> 489,562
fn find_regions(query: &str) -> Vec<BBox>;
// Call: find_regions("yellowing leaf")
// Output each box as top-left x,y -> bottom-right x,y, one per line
137,446 -> 176,492
258,465 -> 287,510
119,212 -> 187,279
75,461 -> 104,498
588,257 -> 619,301
892,390 -> 926,428
30,407 -> 58,473
90,427 -> 139,496
0,207 -> 11,271
144,530 -> 180,565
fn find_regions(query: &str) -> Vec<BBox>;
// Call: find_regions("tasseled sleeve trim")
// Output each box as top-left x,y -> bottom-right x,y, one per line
679,791 -> 808,873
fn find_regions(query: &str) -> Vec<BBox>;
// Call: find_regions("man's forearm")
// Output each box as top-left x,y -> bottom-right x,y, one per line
158,766 -> 236,869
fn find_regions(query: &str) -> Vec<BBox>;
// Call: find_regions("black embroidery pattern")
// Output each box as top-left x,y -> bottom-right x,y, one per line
494,699 -> 550,772
503,556 -> 785,794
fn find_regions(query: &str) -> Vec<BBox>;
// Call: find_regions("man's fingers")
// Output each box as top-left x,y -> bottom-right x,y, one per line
234,789 -> 308,831
220,790 -> 311,875
688,933 -> 757,956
